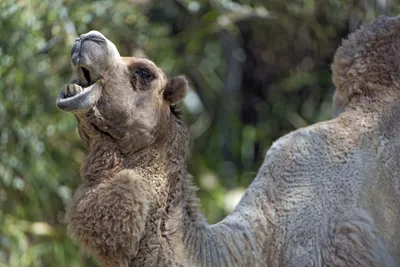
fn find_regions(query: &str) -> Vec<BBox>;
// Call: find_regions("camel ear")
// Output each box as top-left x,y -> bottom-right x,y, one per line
164,76 -> 188,103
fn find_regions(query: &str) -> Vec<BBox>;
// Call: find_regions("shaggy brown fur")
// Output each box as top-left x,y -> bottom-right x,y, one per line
58,15 -> 400,267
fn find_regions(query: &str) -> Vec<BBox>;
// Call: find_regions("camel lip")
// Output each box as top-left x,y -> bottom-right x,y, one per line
56,80 -> 102,113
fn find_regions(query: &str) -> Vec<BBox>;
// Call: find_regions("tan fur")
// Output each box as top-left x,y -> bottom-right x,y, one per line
63,16 -> 400,266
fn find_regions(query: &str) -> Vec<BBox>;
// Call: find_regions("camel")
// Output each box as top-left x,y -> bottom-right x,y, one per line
57,15 -> 400,267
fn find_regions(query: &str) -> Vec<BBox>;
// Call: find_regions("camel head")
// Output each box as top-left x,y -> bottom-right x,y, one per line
56,31 -> 188,151
331,15 -> 400,116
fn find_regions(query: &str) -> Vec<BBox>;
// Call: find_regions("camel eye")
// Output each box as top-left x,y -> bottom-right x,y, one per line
135,68 -> 154,80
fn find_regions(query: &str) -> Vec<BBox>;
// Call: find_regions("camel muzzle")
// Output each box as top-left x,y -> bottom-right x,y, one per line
56,31 -> 107,113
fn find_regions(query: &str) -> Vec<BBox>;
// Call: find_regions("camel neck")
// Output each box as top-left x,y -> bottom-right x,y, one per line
81,113 -> 188,184
163,155 -> 268,266
163,174 -> 268,266
81,135 -> 124,184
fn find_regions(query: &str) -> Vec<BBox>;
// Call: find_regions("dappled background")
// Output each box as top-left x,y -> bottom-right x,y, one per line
1,0 -> 399,266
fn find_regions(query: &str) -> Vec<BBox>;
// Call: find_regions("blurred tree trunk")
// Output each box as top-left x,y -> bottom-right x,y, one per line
235,0 -> 370,163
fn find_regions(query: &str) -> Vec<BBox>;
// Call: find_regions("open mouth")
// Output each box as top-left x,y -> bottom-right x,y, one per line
63,67 -> 92,99
56,67 -> 102,113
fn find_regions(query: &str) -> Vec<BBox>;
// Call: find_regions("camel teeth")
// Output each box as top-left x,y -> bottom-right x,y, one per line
72,84 -> 83,95
62,84 -> 84,98
63,84 -> 71,97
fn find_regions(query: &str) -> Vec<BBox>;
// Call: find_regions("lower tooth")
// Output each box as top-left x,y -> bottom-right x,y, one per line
62,85 -> 70,97
61,84 -> 84,98
73,84 -> 83,94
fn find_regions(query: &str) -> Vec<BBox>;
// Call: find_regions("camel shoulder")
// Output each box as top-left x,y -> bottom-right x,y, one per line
256,118 -> 359,191
265,121 -> 337,166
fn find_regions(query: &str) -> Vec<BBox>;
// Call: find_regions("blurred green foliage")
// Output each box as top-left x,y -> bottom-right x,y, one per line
0,0 -> 399,266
